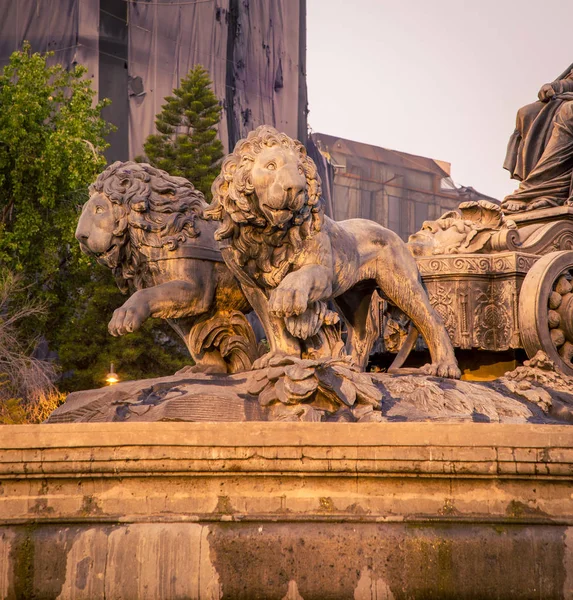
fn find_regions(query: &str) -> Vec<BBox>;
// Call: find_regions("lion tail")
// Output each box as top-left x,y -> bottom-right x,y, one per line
189,311 -> 258,373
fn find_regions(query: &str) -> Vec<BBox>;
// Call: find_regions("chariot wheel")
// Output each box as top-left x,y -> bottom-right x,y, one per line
519,250 -> 573,376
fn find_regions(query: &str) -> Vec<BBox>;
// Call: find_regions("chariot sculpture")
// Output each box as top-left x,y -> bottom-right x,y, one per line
389,63 -> 573,378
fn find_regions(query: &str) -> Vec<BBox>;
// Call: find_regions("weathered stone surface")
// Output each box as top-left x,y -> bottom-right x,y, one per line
47,353 -> 573,424
0,422 -> 572,598
47,372 -> 264,423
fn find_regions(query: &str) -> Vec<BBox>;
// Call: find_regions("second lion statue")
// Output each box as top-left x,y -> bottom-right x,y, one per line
75,161 -> 257,373
206,125 -> 460,378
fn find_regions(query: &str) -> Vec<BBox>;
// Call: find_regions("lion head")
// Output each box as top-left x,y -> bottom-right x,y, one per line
206,125 -> 323,288
408,200 -> 517,257
76,161 -> 207,293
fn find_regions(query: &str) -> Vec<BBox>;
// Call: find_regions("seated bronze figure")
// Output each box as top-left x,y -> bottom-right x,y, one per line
503,64 -> 573,213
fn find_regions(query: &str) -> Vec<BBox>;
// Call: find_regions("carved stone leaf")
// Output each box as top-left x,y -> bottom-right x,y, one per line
338,378 -> 357,407
275,378 -> 300,405
285,363 -> 315,381
331,365 -> 357,381
259,385 -> 279,406
297,359 -> 321,369
268,403 -> 323,422
267,403 -> 301,421
284,375 -> 318,399
298,405 -> 324,422
353,404 -> 384,422
315,366 -> 357,406
352,379 -> 383,407
247,375 -> 270,396
352,371 -> 376,387
328,409 -> 355,422
315,367 -> 341,391
249,368 -> 268,382
268,355 -> 297,368
311,390 -> 343,413
267,366 -> 286,381
462,230 -> 493,253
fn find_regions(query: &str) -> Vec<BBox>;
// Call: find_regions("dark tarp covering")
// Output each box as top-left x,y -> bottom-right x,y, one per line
0,0 -> 99,90
0,0 -> 307,160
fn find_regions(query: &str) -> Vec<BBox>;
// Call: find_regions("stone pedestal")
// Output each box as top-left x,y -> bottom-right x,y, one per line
0,422 -> 572,598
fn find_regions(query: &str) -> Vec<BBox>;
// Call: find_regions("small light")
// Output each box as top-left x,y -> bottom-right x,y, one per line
105,362 -> 119,385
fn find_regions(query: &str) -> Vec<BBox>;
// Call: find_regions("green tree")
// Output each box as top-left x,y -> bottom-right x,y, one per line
140,65 -> 224,199
0,44 -> 189,399
54,267 -> 188,393
0,42 -> 112,281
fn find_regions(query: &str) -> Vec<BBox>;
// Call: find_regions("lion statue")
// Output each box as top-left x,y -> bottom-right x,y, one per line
75,161 -> 257,373
206,125 -> 460,378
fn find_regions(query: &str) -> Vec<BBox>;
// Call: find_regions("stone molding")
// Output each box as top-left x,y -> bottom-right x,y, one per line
2,422 -> 571,479
1,423 -> 572,526
1,423 -> 572,598
416,251 -> 539,278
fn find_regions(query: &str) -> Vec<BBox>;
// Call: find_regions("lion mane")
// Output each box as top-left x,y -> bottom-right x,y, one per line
206,125 -> 323,289
89,161 -> 207,293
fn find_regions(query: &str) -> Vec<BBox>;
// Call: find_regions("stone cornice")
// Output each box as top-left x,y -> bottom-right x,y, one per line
0,422 -> 571,480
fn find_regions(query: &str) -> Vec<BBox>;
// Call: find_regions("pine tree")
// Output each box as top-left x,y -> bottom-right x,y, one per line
141,65 -> 224,199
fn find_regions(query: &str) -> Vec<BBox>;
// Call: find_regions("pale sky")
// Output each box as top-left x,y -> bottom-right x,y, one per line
306,0 -> 573,200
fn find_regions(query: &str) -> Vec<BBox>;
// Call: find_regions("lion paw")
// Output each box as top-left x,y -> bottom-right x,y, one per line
108,302 -> 150,336
422,361 -> 461,380
269,286 -> 309,317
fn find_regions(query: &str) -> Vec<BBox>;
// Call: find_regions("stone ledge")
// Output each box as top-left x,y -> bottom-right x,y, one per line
0,422 -> 571,527
0,423 -> 571,480
3,421 -> 572,447
1,422 -> 572,597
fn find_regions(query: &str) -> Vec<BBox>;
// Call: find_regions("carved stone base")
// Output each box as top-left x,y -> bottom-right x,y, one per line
48,353 -> 573,424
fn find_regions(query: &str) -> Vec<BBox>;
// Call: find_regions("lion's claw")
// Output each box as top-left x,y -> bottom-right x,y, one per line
269,287 -> 309,317
422,362 -> 462,380
108,303 -> 149,336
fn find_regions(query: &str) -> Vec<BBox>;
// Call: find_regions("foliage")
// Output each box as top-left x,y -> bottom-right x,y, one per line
53,266 -> 189,393
0,44 -> 190,401
0,270 -> 64,424
0,42 -> 113,281
140,65 -> 224,199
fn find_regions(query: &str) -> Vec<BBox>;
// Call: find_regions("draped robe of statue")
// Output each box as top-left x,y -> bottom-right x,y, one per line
502,68 -> 573,212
